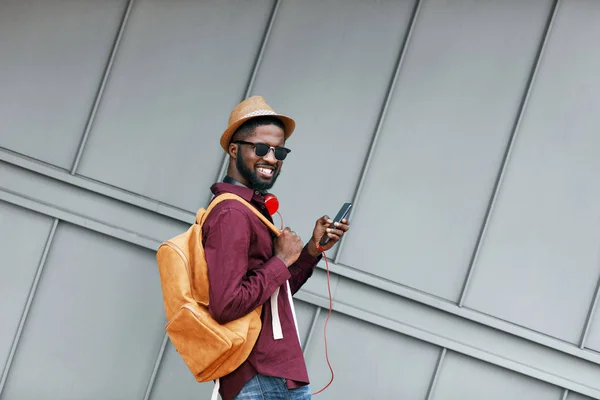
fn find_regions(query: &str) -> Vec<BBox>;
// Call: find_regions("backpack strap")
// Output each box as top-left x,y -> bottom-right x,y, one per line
196,193 -> 281,236
197,192 -> 298,345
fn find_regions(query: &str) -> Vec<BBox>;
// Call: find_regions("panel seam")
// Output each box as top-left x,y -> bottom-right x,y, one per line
457,0 -> 562,306
294,291 -> 600,398
142,333 -> 170,400
0,219 -> 58,397
580,269 -> 600,349
302,307 -> 322,355
334,0 -> 423,263
425,348 -> 446,400
70,0 -> 136,175
214,0 -> 283,188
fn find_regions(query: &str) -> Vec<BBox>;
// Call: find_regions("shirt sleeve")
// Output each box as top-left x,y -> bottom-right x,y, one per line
203,207 -> 291,325
287,244 -> 322,295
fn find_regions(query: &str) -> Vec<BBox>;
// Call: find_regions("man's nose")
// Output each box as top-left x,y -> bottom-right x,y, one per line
263,148 -> 277,163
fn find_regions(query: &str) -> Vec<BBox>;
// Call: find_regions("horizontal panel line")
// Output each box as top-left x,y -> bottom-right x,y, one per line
0,147 -> 195,223
320,261 -> 600,366
1,183 -> 598,397
294,291 -> 600,399
2,150 -> 599,370
0,188 -> 160,251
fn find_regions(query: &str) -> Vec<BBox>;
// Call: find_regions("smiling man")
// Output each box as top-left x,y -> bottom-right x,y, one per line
201,96 -> 349,400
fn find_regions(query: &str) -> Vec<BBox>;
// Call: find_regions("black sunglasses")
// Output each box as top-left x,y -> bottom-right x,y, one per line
234,141 -> 291,161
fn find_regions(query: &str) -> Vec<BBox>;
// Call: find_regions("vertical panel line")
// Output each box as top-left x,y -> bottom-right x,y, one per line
214,0 -> 283,185
70,0 -> 136,175
0,219 -> 58,397
457,0 -> 561,306
333,0 -> 423,264
144,2 -> 282,391
561,389 -> 569,400
425,348 -> 447,400
302,307 -> 322,355
579,272 -> 600,348
143,332 -> 170,400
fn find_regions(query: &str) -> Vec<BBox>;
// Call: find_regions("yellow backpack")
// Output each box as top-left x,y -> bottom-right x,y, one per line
155,193 -> 281,387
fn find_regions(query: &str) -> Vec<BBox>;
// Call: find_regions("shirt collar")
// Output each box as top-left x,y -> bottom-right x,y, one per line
210,182 -> 265,204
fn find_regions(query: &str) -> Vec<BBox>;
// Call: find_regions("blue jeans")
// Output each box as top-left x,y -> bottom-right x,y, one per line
233,375 -> 311,400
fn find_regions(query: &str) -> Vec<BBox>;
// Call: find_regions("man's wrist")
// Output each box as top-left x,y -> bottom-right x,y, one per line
275,254 -> 292,268
306,239 -> 322,258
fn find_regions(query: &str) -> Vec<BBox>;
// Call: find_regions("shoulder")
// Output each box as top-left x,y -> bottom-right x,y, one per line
203,199 -> 257,231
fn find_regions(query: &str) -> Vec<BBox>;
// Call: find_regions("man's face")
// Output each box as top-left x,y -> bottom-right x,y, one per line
234,124 -> 286,191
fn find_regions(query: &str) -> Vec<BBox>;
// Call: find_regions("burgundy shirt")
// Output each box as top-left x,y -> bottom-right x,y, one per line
202,182 -> 321,400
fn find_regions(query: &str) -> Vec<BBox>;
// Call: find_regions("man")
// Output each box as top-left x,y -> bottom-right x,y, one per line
202,96 -> 350,400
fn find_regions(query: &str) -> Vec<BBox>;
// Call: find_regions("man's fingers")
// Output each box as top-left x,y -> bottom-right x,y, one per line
283,227 -> 299,236
326,228 -> 344,236
327,232 -> 341,241
331,222 -> 349,232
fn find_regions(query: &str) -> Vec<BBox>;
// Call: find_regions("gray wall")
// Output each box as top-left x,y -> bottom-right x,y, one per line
1,0 -> 600,399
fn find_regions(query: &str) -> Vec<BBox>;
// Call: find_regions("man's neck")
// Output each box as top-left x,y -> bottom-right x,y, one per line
223,175 -> 269,195
223,175 -> 245,186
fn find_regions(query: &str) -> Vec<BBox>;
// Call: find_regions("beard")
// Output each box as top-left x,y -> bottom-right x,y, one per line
236,152 -> 281,192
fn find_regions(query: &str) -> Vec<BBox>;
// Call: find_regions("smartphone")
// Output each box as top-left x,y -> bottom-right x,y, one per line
319,202 -> 352,246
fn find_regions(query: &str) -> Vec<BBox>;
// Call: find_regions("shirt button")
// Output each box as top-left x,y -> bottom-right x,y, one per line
261,205 -> 265,209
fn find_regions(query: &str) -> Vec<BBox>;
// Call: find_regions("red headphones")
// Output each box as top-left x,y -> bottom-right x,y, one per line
222,176 -> 279,215
264,193 -> 279,216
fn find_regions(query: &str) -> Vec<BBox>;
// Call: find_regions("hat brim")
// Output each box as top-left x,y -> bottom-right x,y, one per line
220,114 -> 296,153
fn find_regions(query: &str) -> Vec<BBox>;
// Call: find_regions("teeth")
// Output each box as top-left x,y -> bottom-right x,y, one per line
257,167 -> 273,176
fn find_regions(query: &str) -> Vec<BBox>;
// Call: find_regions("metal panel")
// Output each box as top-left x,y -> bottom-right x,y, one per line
294,268 -> 340,303
149,300 -> 316,399
330,278 -> 600,397
0,204 -> 53,373
588,310 -> 600,353
1,0 -> 600,398
0,0 -> 127,169
1,224 -> 165,400
248,0 -> 416,245
4,139 -> 600,368
338,0 -> 553,301
0,148 -> 195,223
304,311 -> 440,399
76,0 -> 275,211
148,342 -> 216,400
431,351 -> 562,400
569,393 -> 595,400
0,161 -> 189,247
582,275 -> 600,351
294,300 -> 319,346
463,0 -> 600,344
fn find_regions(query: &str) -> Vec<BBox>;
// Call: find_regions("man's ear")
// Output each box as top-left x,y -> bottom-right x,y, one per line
228,142 -> 238,158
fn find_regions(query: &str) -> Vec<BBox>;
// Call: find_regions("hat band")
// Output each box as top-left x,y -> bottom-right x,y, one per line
241,110 -> 277,119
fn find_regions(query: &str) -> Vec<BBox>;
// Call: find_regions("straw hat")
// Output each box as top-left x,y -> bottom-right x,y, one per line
220,96 -> 296,152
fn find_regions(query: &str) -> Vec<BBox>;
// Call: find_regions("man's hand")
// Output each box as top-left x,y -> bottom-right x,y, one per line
274,228 -> 304,267
307,215 -> 350,256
